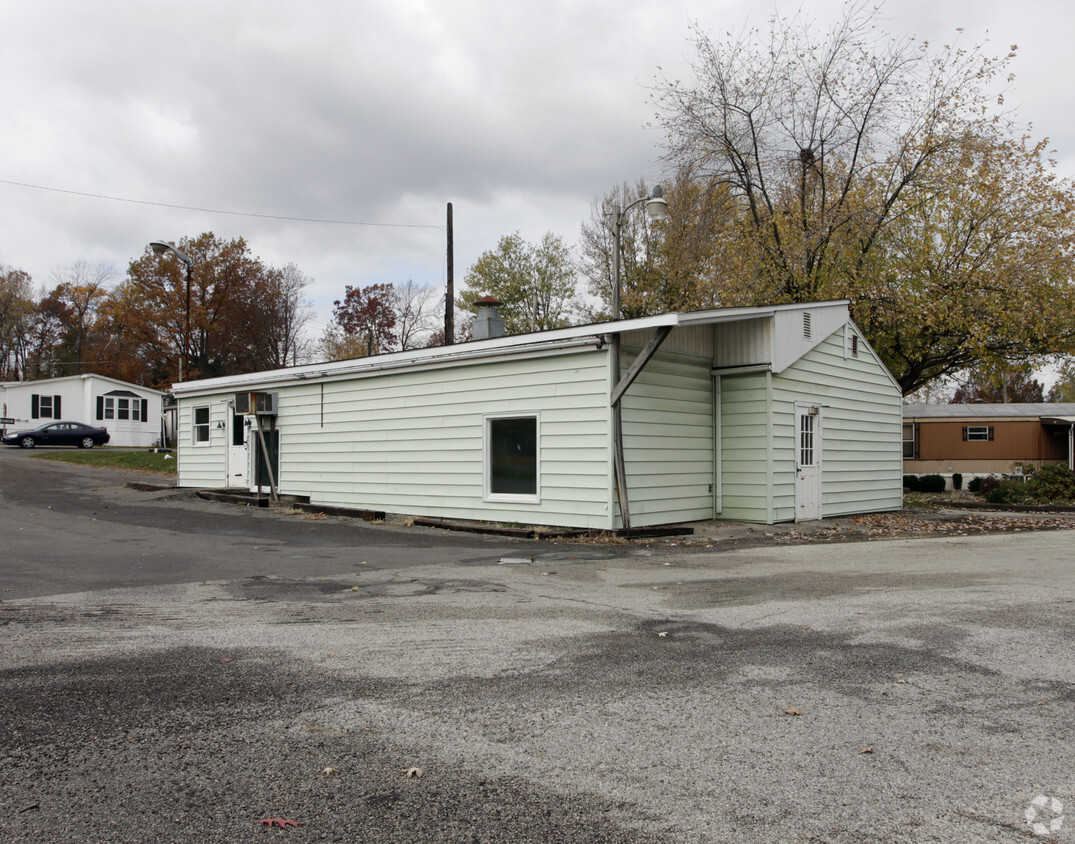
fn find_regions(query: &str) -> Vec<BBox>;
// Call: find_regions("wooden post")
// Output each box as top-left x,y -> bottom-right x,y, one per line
445,202 -> 454,345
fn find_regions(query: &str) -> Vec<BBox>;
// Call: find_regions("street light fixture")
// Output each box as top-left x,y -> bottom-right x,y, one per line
611,185 -> 667,320
149,241 -> 193,382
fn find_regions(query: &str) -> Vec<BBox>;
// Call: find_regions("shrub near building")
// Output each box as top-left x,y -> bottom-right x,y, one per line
983,465 -> 1075,505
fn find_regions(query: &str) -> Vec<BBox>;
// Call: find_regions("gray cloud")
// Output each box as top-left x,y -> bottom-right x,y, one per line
1,0 -> 1071,329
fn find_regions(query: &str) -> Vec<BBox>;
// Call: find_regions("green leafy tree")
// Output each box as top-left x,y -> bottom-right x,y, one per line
1047,359 -> 1075,402
460,232 -> 579,334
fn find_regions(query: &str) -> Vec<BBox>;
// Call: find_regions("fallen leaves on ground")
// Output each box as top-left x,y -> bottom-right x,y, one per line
784,707 -> 803,716
259,818 -> 303,828
773,513 -> 1075,543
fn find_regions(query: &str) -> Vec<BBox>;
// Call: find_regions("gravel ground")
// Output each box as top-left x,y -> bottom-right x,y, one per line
2,455 -> 1074,842
3,530 -> 1075,843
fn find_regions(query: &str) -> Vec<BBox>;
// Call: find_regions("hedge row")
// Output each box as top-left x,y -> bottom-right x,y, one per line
903,474 -> 946,493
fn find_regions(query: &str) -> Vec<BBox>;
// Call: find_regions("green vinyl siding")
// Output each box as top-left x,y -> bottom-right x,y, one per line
718,372 -> 772,522
620,349 -> 715,527
176,399 -> 230,488
770,328 -> 902,521
174,312 -> 901,530
180,349 -> 615,529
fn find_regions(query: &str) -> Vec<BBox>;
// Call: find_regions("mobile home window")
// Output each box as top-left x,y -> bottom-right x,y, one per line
485,414 -> 539,501
902,423 -> 916,459
964,425 -> 993,442
31,394 -> 61,419
193,406 -> 211,445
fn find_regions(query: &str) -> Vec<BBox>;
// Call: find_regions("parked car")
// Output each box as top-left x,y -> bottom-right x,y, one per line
1,422 -> 110,449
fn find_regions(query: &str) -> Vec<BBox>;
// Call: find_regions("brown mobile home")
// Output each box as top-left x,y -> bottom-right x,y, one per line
903,403 -> 1075,478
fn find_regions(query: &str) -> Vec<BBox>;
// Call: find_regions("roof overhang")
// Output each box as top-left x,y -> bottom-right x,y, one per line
171,300 -> 853,397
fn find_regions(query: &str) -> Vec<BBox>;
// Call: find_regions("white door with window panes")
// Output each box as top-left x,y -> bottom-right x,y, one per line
227,409 -> 250,488
795,405 -> 822,521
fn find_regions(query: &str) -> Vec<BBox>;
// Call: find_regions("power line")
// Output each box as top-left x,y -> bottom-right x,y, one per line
0,178 -> 444,229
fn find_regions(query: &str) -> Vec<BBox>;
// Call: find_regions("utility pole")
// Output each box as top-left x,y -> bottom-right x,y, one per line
445,202 -> 455,346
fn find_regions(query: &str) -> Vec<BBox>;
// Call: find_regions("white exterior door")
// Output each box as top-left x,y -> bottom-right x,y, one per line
795,405 -> 822,521
226,411 -> 250,488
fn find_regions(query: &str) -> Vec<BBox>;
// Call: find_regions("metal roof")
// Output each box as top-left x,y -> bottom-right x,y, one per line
172,300 -> 852,396
904,403 -> 1075,419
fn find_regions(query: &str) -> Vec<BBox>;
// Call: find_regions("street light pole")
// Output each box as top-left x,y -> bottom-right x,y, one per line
149,241 -> 193,382
608,185 -> 668,530
611,184 -> 667,320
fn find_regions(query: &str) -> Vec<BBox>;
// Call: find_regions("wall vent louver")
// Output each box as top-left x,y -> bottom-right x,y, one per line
803,312 -> 812,339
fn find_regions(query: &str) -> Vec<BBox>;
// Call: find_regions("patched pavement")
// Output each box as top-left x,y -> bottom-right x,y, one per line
2,453 -> 1074,842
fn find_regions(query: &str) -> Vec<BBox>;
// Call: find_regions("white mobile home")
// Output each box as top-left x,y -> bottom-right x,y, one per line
0,374 -> 165,448
171,301 -> 902,529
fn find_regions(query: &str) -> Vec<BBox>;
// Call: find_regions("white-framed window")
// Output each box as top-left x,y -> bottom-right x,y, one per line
964,425 -> 993,442
484,412 -> 540,502
102,395 -> 145,422
799,412 -> 816,467
902,423 -> 917,459
32,393 -> 61,419
193,405 -> 211,445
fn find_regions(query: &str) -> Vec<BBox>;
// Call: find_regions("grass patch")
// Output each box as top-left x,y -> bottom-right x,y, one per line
34,449 -> 177,475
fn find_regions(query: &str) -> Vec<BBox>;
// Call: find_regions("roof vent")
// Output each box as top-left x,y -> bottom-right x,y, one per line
803,311 -> 812,339
472,297 -> 505,340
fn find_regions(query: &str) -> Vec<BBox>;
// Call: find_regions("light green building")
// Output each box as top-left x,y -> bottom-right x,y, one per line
172,301 -> 902,529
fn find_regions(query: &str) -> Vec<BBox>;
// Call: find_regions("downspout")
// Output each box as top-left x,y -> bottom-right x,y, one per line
713,375 -> 722,517
765,370 -> 774,524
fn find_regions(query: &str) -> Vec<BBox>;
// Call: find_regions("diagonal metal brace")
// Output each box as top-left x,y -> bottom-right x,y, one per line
610,326 -> 672,407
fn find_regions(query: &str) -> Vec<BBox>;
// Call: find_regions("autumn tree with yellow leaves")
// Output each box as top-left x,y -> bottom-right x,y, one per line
622,1 -> 1075,394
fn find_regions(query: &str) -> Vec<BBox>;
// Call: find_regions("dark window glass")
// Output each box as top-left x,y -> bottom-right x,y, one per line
489,417 -> 537,496
799,413 -> 815,467
902,423 -> 915,459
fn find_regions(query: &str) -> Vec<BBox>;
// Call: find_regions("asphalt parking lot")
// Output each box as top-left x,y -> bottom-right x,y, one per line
1,450 -> 1073,842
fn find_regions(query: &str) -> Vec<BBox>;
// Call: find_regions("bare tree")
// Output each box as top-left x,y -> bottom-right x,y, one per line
249,263 -> 314,367
50,260 -> 116,374
655,2 -> 1018,301
392,280 -> 442,350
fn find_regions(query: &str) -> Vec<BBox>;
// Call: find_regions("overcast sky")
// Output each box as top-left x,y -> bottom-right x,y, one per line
1,0 -> 1072,336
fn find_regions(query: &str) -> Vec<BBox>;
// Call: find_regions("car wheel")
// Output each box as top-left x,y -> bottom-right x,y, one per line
19,436 -> 35,449
79,437 -> 95,449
